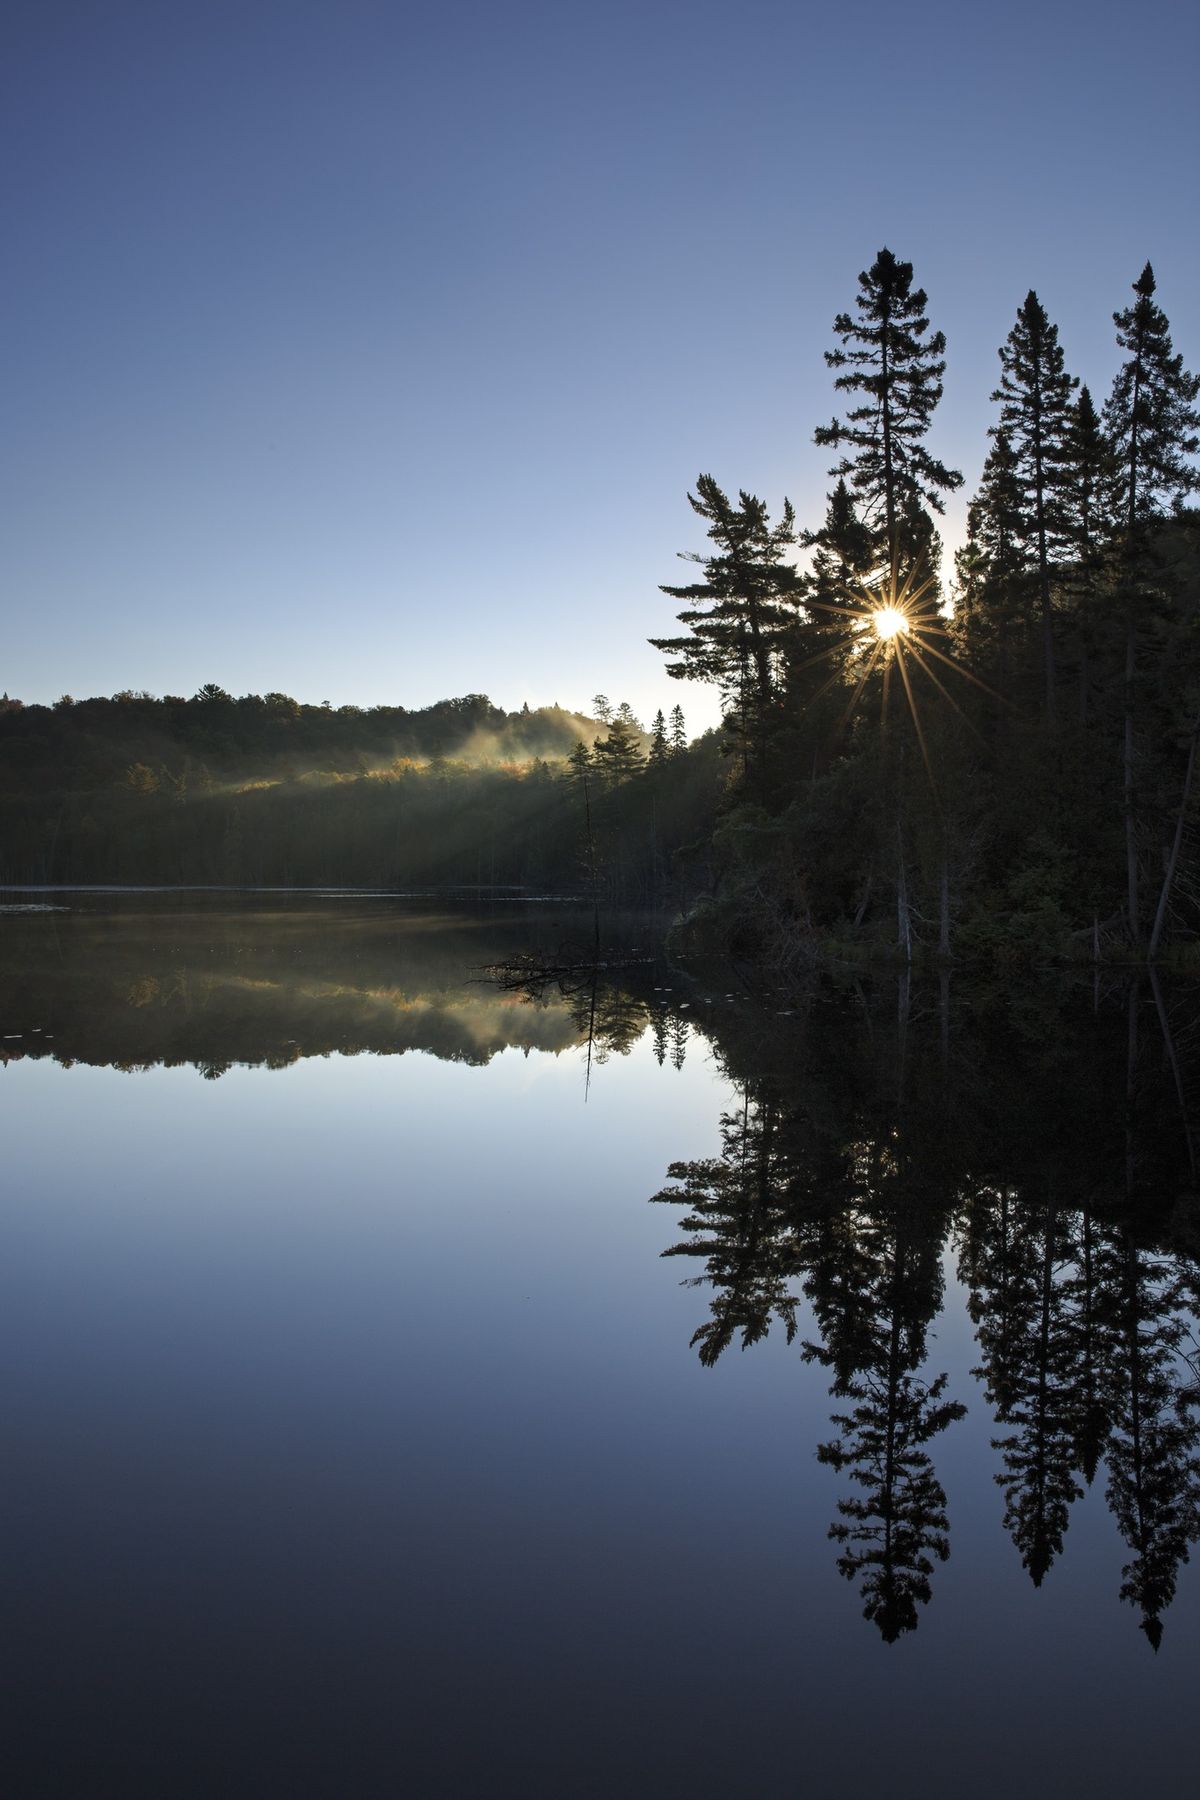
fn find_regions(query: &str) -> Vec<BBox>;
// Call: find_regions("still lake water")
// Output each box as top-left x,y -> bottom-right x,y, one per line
3,894 -> 1198,1798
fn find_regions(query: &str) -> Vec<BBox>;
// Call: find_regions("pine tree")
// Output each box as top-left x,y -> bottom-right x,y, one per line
591,693 -> 613,725
592,716 -> 644,784
1060,385 -> 1112,720
652,475 -> 802,785
669,704 -> 687,754
990,291 -> 1078,715
649,709 -> 668,765
1103,264 -> 1200,940
815,248 -> 962,587
791,478 -> 874,702
1106,263 -> 1200,534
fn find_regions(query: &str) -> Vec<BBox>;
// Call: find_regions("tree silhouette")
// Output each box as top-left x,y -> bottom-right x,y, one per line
990,291 -> 1078,715
808,1190 -> 965,1640
963,1196 -> 1083,1586
653,1086 -> 798,1364
815,247 -> 962,584
1098,1228 -> 1200,1648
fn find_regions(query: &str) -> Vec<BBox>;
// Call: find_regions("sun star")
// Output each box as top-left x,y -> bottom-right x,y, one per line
872,607 -> 909,640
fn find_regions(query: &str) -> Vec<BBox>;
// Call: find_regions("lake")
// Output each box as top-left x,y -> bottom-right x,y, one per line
3,893 -> 1198,1797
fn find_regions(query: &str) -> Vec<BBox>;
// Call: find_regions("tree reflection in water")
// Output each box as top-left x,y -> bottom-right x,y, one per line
7,904 -> 1200,1647
651,971 -> 1200,1645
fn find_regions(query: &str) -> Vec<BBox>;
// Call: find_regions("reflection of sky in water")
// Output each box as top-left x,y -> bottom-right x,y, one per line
4,1022 -> 1199,1795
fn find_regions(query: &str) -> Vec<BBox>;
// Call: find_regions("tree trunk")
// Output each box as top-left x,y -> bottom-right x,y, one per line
938,853 -> 951,960
1148,715 -> 1200,960
896,822 -> 912,962
1124,610 -> 1139,943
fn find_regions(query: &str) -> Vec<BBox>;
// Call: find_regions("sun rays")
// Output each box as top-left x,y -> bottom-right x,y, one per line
792,552 -> 1007,801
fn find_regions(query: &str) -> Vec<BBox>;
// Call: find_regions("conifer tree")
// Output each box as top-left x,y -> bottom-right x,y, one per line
990,292 -> 1078,714
669,704 -> 687,754
649,708 -> 668,765
1061,386 -> 1111,721
959,430 -> 1025,587
1103,264 -> 1200,939
592,715 -> 644,785
1106,264 -> 1200,534
653,477 -> 802,785
815,249 -> 962,586
792,478 -> 874,699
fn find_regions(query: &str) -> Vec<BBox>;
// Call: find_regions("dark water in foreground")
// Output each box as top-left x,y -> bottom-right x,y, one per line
2,894 -> 1198,1798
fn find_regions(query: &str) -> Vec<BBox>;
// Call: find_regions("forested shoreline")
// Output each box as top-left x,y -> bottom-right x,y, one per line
0,687 -> 721,901
3,250 -> 1197,962
652,251 -> 1200,966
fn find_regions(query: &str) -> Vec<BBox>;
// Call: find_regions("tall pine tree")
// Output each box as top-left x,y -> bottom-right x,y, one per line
1103,264 -> 1200,940
815,248 -> 962,589
990,291 -> 1078,716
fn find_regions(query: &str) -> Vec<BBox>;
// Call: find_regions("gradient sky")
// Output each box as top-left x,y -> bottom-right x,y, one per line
4,0 -> 1197,732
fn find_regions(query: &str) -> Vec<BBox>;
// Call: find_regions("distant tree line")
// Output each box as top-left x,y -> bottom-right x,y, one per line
0,685 -> 721,898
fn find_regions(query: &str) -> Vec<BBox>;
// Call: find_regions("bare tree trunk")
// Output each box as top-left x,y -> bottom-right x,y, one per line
1124,612 -> 1139,943
896,822 -> 912,963
938,854 -> 951,960
853,864 -> 874,929
1148,714 -> 1200,961
1148,966 -> 1196,1179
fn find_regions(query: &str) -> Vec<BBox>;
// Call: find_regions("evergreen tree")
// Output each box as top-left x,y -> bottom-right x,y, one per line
1060,386 -> 1111,722
592,716 -> 644,785
790,479 -> 874,711
956,430 -> 1026,639
591,693 -> 613,725
1103,265 -> 1200,940
990,291 -> 1078,714
649,709 -> 668,765
669,704 -> 687,754
1105,264 -> 1200,535
815,248 -> 962,586
652,475 -> 802,786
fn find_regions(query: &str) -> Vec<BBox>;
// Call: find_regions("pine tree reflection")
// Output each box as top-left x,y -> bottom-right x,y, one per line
1100,1229 -> 1200,1648
650,971 -> 1200,1644
960,1194 -> 1083,1585
655,1086 -> 798,1363
654,1066 -> 966,1640
804,1146 -> 965,1641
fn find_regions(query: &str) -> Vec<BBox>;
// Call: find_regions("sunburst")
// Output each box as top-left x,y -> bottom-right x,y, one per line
790,549 -> 1006,801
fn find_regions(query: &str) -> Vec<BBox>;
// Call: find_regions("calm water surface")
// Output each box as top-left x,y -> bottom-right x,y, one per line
2,895 -> 1197,1797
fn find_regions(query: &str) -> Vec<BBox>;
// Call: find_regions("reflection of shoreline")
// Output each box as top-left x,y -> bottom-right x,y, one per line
0,905 -> 649,1073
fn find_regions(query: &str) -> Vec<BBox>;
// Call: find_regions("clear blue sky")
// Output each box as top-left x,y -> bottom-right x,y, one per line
4,0 -> 1196,731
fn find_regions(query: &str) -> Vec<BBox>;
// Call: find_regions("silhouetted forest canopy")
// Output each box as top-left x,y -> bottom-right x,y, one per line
648,251 -> 1200,965
4,249 -> 1198,961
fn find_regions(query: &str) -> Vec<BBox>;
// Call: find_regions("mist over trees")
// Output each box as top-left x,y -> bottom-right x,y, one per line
0,687 -> 720,897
